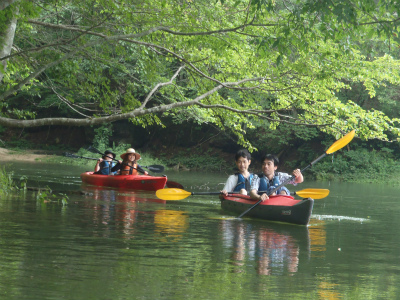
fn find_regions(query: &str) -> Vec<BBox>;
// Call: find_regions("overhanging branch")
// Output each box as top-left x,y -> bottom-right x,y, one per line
0,76 -> 332,128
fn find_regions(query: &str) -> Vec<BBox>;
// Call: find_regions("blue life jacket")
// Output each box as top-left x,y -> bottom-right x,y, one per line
258,174 -> 290,195
233,173 -> 254,192
96,161 -> 116,175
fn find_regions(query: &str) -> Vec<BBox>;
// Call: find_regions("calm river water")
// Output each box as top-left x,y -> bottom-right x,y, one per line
1,161 -> 400,300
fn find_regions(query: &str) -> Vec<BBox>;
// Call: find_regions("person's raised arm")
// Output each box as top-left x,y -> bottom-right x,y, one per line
94,158 -> 103,172
293,169 -> 303,183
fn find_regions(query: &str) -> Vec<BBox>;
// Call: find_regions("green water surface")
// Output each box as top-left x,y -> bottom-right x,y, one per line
0,161 -> 399,300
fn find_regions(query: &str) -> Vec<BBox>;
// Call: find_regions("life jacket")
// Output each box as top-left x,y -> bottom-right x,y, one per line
120,162 -> 138,175
233,173 -> 254,192
95,161 -> 115,175
258,173 -> 289,195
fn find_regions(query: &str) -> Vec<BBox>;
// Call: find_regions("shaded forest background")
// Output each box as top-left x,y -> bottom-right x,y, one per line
3,112 -> 400,184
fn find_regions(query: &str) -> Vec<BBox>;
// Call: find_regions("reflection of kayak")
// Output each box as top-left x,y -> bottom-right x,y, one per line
117,194 -> 166,204
81,185 -> 167,204
220,194 -> 314,225
220,219 -> 311,274
80,172 -> 167,191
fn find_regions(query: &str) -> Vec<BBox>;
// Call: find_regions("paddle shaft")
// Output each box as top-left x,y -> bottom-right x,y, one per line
191,190 -> 282,196
65,153 -> 100,161
76,155 -> 98,161
156,187 -> 329,201
192,192 -> 222,196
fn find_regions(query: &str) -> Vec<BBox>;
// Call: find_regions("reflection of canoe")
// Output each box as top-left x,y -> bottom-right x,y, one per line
117,194 -> 166,204
220,219 -> 311,274
81,185 -> 167,204
220,194 -> 314,225
80,172 -> 167,191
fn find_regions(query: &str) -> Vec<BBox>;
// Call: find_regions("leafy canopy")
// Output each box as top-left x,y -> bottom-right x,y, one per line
1,0 -> 400,148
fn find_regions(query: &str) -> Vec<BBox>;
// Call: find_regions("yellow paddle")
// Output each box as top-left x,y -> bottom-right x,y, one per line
237,130 -> 356,218
292,188 -> 329,199
326,130 -> 356,154
156,188 -> 329,201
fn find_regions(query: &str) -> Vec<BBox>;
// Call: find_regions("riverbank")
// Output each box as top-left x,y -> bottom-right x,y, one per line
2,146 -> 400,185
0,147 -> 53,162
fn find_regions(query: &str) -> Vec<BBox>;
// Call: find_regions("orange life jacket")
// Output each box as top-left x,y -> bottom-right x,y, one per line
120,163 -> 138,175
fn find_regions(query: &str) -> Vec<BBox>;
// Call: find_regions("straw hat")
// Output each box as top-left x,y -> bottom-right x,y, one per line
120,148 -> 141,160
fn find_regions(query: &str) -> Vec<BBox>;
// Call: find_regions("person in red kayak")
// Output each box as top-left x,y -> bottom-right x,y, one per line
221,149 -> 254,196
112,148 -> 148,175
94,150 -> 118,175
250,154 -> 303,202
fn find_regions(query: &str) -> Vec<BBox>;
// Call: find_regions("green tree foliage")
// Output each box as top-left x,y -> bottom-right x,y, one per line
1,0 -> 400,149
308,147 -> 400,183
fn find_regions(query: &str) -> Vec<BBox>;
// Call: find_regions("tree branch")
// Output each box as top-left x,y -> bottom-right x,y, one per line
139,66 -> 185,109
0,77 -> 270,127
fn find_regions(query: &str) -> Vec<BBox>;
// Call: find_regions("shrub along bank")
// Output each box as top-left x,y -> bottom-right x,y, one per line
307,148 -> 400,184
2,143 -> 400,185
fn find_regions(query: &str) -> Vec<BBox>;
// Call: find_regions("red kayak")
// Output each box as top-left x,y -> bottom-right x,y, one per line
80,172 -> 167,191
220,194 -> 314,225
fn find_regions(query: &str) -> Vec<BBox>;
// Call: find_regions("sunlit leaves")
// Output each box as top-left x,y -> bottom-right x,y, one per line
1,0 -> 400,146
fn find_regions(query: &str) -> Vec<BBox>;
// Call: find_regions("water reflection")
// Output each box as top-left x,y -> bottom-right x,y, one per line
154,210 -> 189,242
5,163 -> 400,299
318,280 -> 342,300
220,220 -> 311,275
80,187 -> 188,241
309,219 -> 327,255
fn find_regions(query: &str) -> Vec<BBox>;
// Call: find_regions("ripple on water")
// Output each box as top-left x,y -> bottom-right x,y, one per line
310,214 -> 370,223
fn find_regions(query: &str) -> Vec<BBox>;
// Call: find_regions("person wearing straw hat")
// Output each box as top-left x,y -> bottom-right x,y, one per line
111,148 -> 148,175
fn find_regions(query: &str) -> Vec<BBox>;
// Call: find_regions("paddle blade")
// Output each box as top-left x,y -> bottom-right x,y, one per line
87,146 -> 103,155
326,130 -> 355,154
156,188 -> 192,200
145,165 -> 165,173
64,152 -> 78,158
166,181 -> 184,189
63,153 -> 97,160
294,188 -> 329,199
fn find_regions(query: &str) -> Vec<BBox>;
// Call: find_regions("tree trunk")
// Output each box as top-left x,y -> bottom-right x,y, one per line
0,5 -> 18,82
0,0 -> 18,11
